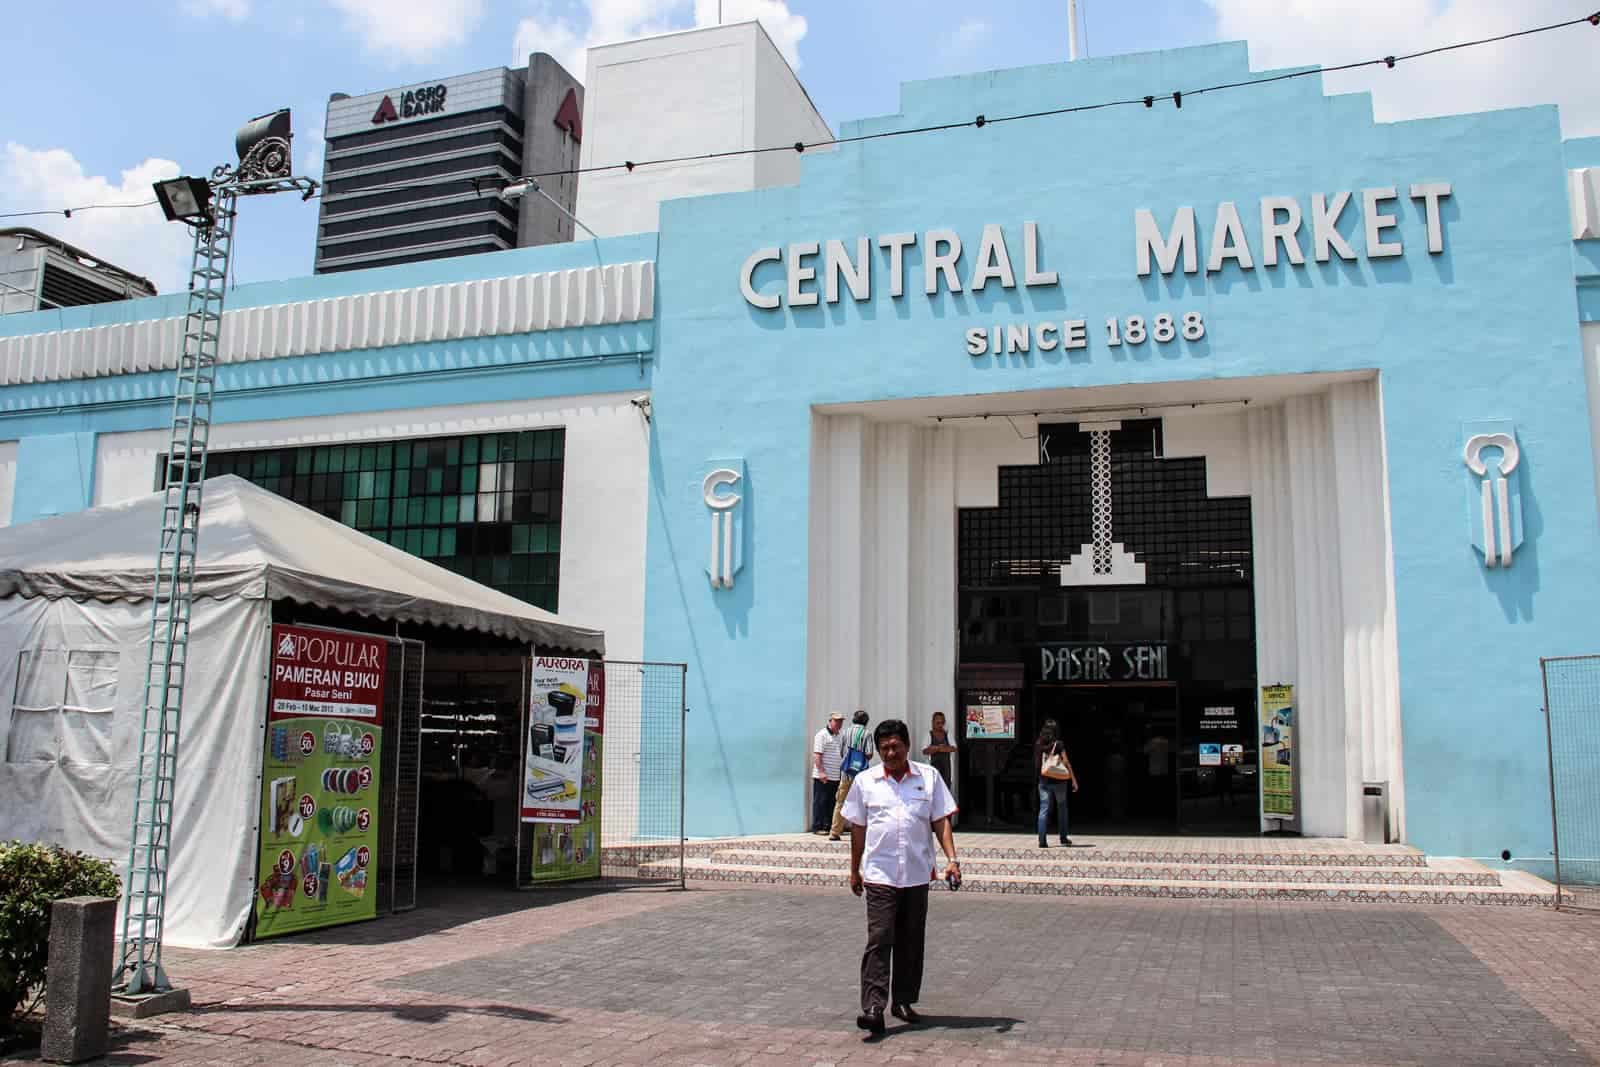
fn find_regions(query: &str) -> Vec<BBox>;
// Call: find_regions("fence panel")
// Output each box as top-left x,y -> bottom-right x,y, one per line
1542,654 -> 1600,910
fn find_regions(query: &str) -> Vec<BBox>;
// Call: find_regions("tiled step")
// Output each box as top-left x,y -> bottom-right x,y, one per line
681,837 -> 1431,868
651,857 -> 1555,906
700,848 -> 1500,886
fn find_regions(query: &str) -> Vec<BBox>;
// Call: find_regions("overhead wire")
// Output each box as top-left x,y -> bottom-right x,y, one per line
2,10 -> 1596,222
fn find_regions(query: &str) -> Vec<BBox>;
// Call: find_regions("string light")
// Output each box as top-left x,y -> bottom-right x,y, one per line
2,11 -> 1594,223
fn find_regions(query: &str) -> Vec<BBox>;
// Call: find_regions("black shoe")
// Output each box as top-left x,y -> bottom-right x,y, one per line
890,1003 -> 922,1025
856,1009 -> 885,1033
1061,837 -> 1071,846
1038,837 -> 1048,848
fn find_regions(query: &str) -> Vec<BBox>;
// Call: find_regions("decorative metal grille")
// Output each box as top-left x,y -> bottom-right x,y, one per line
959,421 -> 1252,590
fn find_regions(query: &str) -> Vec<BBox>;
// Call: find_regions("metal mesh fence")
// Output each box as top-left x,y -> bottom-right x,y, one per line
1542,654 -> 1600,910
519,660 -> 686,888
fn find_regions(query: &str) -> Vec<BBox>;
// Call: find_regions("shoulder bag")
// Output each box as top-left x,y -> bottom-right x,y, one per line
1041,744 -> 1073,781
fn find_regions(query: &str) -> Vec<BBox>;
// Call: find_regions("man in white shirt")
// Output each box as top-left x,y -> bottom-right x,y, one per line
810,712 -> 845,833
841,718 -> 959,1033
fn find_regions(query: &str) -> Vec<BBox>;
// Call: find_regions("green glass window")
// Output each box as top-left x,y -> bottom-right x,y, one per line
165,428 -> 565,612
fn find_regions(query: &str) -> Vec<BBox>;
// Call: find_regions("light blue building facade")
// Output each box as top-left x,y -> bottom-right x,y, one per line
3,42 -> 1599,871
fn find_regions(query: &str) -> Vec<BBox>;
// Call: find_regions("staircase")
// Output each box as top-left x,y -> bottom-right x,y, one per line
633,833 -> 1555,906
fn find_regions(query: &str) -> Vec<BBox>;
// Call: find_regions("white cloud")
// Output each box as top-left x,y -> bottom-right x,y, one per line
945,17 -> 991,60
0,144 -> 193,295
513,0 -> 806,79
328,0 -> 486,62
692,0 -> 807,68
183,0 -> 249,18
1209,0 -> 1600,137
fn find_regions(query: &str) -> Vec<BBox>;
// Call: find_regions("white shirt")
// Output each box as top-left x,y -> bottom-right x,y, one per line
812,726 -> 844,780
841,761 -> 958,888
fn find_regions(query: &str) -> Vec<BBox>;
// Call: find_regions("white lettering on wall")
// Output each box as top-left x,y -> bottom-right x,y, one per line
738,184 -> 1453,308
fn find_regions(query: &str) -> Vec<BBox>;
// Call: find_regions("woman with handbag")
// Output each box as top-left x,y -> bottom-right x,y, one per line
1034,718 -> 1078,848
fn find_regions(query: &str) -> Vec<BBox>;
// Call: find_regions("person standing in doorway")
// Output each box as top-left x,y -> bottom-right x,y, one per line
830,710 -> 874,840
843,719 -> 959,1033
811,712 -> 845,834
922,712 -> 956,789
1034,718 -> 1078,848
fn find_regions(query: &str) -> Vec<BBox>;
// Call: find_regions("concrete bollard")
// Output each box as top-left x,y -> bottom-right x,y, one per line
40,896 -> 116,1064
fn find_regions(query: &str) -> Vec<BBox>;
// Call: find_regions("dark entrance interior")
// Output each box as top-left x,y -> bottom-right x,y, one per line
956,418 -> 1260,835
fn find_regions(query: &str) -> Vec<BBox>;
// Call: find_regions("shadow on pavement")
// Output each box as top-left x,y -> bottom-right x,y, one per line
864,1014 -> 1022,1042
189,1000 -> 565,1025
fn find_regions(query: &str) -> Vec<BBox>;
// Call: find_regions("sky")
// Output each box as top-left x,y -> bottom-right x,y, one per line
2,0 -> 1596,296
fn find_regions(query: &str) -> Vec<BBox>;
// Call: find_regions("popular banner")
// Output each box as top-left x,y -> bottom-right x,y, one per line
1259,684 -> 1296,820
254,625 -> 387,939
524,656 -> 605,883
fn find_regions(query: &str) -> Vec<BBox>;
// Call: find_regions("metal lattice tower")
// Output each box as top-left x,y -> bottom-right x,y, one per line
117,189 -> 237,995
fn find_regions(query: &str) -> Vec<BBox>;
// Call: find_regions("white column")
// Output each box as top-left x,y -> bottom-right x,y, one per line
1285,393 -> 1350,837
1246,405 -> 1298,830
1329,378 -> 1406,840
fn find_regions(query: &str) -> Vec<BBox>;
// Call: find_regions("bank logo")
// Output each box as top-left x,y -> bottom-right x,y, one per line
703,461 -> 745,590
277,633 -> 299,659
1463,424 -> 1523,569
371,96 -> 399,125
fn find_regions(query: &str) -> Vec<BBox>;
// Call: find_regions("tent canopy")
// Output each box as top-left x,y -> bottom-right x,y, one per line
0,475 -> 603,654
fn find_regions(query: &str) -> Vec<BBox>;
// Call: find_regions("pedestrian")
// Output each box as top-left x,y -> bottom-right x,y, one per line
811,712 -> 845,834
1034,718 -> 1077,848
921,711 -> 956,790
842,719 -> 959,1033
830,710 -> 874,840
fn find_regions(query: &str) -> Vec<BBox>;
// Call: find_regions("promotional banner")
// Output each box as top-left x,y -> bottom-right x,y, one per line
963,690 -> 1017,740
255,625 -> 387,939
1259,684 -> 1296,820
525,657 -> 605,883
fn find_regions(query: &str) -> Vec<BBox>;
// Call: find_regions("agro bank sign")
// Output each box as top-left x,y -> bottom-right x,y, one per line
739,183 -> 1452,355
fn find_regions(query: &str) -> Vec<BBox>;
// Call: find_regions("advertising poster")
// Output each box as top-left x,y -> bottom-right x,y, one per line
524,657 -> 605,883
963,690 -> 1017,740
1259,684 -> 1296,819
254,625 -> 387,939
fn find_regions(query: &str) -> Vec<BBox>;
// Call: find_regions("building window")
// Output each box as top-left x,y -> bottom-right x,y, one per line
163,429 -> 565,612
6,648 -> 119,765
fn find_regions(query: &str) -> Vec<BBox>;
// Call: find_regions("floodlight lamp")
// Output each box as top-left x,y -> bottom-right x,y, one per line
499,179 -> 534,202
153,177 -> 214,224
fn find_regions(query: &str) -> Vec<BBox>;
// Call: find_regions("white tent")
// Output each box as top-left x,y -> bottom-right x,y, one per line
0,475 -> 603,947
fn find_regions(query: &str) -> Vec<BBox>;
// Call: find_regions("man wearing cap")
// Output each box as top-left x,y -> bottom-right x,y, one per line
810,712 -> 846,834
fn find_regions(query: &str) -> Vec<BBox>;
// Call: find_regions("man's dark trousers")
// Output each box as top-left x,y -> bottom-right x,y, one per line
860,883 -> 929,1013
811,778 -> 838,831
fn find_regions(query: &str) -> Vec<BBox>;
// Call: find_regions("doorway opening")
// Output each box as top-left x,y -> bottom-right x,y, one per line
956,418 -> 1260,835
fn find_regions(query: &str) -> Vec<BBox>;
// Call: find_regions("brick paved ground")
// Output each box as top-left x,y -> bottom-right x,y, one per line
11,885 -> 1600,1066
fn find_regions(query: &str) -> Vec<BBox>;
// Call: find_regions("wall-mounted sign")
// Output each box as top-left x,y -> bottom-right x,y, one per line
963,690 -> 1017,739
1040,643 -> 1169,683
1463,422 -> 1522,569
1199,706 -> 1238,731
371,84 -> 448,125
554,88 -> 583,142
703,460 -> 745,590
254,625 -> 387,939
739,185 -> 1451,357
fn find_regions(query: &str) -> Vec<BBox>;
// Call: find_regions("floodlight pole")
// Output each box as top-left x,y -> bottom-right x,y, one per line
116,124 -> 316,997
